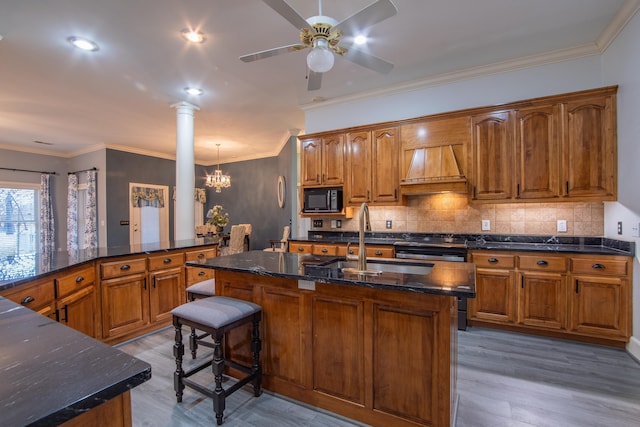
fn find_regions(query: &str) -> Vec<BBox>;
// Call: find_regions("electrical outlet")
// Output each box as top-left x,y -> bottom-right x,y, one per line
330,220 -> 337,229
631,222 -> 640,238
386,220 -> 392,229
336,220 -> 342,228
481,220 -> 490,231
557,220 -> 567,233
312,219 -> 323,228
617,221 -> 623,235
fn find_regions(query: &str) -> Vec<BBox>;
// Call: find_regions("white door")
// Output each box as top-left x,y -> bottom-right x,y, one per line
129,183 -> 169,245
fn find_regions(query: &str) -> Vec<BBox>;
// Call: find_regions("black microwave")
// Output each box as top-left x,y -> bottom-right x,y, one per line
303,187 -> 343,213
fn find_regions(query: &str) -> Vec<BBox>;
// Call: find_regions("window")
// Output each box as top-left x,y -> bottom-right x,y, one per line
1,183 -> 39,280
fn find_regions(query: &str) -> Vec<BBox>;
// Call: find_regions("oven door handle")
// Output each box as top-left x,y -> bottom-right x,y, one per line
395,253 -> 466,262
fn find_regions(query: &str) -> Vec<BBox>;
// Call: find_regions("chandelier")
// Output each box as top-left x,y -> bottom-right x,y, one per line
205,144 -> 231,193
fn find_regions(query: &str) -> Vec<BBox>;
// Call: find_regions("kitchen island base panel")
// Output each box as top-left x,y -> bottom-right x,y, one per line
60,391 -> 132,427
217,270 -> 457,427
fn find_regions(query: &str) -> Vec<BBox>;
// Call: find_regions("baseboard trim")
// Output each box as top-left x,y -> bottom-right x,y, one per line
627,336 -> 640,363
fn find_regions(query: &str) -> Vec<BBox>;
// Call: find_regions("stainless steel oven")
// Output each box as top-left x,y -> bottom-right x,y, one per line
394,240 -> 469,330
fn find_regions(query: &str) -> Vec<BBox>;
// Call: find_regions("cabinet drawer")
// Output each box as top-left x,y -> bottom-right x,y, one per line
571,257 -> 628,276
56,265 -> 96,298
290,242 -> 314,254
185,247 -> 218,262
100,258 -> 147,279
313,244 -> 338,256
519,255 -> 567,272
186,266 -> 215,286
366,245 -> 395,258
148,252 -> 185,271
2,279 -> 54,309
471,253 -> 516,269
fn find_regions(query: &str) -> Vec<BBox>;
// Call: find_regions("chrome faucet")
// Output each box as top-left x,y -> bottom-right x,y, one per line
357,202 -> 371,272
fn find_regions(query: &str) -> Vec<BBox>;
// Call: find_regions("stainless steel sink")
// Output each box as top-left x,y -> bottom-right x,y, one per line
322,260 -> 434,276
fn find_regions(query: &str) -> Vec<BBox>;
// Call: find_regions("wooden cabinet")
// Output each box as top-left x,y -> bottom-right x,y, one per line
0,276 -> 56,319
568,255 -> 629,340
186,266 -> 215,287
100,257 -> 149,340
148,252 -> 184,323
300,133 -> 345,187
469,250 -> 631,345
562,91 -> 617,200
470,86 -> 617,203
288,241 -> 314,254
346,127 -> 399,205
55,264 -> 100,338
289,241 -> 395,259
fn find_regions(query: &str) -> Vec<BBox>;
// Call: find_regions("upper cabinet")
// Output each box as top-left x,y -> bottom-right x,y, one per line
400,116 -> 469,195
469,86 -> 617,203
300,133 -> 345,187
346,126 -> 400,205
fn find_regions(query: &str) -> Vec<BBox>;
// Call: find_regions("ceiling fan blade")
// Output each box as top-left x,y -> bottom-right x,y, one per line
343,47 -> 394,74
307,71 -> 322,91
240,44 -> 306,62
334,0 -> 398,35
261,0 -> 314,32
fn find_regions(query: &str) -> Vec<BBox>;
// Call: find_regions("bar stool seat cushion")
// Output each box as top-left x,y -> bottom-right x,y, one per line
172,296 -> 262,330
186,279 -> 216,297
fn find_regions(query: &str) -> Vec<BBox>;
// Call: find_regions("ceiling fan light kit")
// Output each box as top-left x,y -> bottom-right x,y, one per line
240,0 -> 397,90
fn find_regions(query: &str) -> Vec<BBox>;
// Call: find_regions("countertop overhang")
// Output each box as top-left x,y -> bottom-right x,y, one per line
188,251 -> 476,298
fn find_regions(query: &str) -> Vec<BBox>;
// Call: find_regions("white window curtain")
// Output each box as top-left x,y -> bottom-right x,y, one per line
40,173 -> 55,253
66,174 -> 78,252
83,169 -> 97,250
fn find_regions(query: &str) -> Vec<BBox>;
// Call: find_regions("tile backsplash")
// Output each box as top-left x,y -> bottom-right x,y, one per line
321,194 -> 604,236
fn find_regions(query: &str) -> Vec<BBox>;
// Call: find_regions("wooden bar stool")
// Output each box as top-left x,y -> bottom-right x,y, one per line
172,296 -> 263,425
185,278 -> 216,358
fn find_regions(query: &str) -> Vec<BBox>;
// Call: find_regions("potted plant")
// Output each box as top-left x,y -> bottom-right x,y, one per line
206,205 -> 230,234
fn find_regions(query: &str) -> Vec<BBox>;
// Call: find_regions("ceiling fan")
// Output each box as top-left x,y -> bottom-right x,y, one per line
239,0 -> 397,91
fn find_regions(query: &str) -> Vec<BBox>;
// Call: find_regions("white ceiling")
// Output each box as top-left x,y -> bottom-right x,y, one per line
0,0 -> 633,165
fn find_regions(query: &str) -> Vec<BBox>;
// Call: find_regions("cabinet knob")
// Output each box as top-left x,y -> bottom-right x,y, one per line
592,263 -> 606,269
198,271 -> 206,276
321,248 -> 328,253
536,260 -> 548,266
298,247 -> 304,252
21,295 -> 35,305
197,253 -> 205,259
375,251 -> 383,256
163,258 -> 172,264
75,275 -> 84,282
120,264 -> 131,271
488,257 -> 498,263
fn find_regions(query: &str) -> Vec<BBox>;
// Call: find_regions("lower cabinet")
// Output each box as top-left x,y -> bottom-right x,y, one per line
0,276 -> 56,320
101,268 -> 149,340
55,264 -> 100,338
288,240 -> 395,258
468,250 -> 631,344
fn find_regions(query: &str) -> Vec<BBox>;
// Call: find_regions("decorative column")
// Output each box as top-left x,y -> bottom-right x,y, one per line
172,101 -> 199,241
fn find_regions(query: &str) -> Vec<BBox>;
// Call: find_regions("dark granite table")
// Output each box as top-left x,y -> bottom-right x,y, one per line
0,297 -> 151,427
187,250 -> 476,298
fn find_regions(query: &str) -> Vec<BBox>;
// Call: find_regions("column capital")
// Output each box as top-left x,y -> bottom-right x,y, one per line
170,101 -> 200,112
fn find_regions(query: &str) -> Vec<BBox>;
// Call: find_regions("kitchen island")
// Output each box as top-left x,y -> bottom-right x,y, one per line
0,296 -> 151,427
188,251 -> 475,427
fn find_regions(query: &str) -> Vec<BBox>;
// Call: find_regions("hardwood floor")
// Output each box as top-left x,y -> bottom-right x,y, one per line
117,326 -> 640,427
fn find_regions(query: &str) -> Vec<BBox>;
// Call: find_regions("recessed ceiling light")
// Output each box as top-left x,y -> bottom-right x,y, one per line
354,35 -> 367,45
184,87 -> 204,96
67,36 -> 99,51
181,29 -> 205,43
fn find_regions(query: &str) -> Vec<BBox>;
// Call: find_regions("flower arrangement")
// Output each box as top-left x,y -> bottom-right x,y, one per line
206,205 -> 229,227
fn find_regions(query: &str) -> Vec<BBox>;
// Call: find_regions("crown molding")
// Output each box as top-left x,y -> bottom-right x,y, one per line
0,142 -> 71,158
596,0 -> 640,51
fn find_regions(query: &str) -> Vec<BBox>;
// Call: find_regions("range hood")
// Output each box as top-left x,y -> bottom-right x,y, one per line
399,116 -> 469,195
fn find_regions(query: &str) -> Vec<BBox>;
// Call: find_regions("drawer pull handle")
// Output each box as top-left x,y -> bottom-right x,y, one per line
120,264 -> 131,271
198,271 -> 206,276
298,247 -> 304,252
592,263 -> 605,269
375,251 -> 383,256
60,305 -> 68,323
488,258 -> 498,263
321,248 -> 328,253
197,253 -> 205,259
75,275 -> 84,282
536,260 -> 548,266
163,258 -> 172,264
348,249 -> 354,255
21,296 -> 35,305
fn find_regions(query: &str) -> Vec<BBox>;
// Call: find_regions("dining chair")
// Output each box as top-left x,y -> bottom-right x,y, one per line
263,225 -> 290,252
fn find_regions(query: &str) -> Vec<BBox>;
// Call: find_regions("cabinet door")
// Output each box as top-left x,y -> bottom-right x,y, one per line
562,94 -> 616,199
514,105 -> 560,199
300,137 -> 322,186
569,275 -> 628,339
345,130 -> 371,204
101,273 -> 148,339
322,133 -> 345,185
518,271 -> 566,330
371,127 -> 399,204
149,267 -> 184,323
470,111 -> 513,200
58,286 -> 100,338
468,267 -> 516,323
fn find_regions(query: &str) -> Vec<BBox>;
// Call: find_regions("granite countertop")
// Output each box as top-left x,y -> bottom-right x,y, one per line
0,297 -> 151,426
291,232 -> 635,257
189,250 -> 476,298
0,237 -> 220,291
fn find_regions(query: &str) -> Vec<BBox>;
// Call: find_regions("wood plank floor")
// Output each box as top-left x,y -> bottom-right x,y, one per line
117,326 -> 640,427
